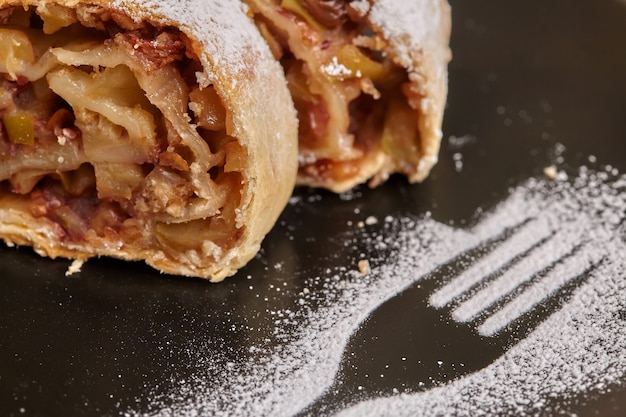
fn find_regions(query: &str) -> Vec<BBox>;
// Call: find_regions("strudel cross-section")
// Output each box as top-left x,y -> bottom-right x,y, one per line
247,0 -> 451,192
0,0 -> 298,280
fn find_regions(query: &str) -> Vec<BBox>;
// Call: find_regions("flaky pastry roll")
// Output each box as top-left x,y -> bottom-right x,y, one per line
247,0 -> 451,192
0,0 -> 298,281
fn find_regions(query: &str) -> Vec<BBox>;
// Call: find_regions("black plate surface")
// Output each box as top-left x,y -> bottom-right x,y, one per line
2,1 -> 626,416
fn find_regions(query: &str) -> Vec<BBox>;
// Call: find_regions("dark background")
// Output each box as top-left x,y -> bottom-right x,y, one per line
1,0 -> 626,415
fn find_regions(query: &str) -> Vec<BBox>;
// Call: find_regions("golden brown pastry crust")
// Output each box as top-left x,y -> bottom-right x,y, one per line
0,0 -> 298,281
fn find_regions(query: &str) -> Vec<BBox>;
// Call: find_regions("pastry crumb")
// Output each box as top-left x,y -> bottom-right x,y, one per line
544,165 -> 568,181
365,216 -> 378,226
544,165 -> 558,179
65,259 -> 85,276
358,259 -> 371,275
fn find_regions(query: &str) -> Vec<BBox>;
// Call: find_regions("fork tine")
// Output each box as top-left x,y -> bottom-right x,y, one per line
477,242 -> 604,337
451,228 -> 584,323
430,217 -> 552,308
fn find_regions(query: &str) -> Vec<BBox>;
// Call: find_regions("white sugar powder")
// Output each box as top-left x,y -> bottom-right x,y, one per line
366,0 -> 451,86
112,0 -> 269,78
125,166 -> 626,416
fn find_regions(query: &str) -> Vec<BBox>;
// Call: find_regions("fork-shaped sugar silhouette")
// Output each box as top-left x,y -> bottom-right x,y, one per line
295,180 -> 615,417
430,215 -> 605,336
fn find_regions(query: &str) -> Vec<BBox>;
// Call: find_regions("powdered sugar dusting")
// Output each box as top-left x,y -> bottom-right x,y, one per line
112,0 -> 267,79
367,0 -> 451,70
123,163 -> 626,416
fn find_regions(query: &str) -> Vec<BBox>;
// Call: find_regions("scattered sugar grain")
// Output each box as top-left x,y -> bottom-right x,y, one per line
448,135 -> 475,150
453,153 -> 464,172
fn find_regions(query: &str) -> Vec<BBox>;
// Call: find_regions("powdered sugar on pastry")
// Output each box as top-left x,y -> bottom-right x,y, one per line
367,0 -> 451,69
111,0 -> 285,94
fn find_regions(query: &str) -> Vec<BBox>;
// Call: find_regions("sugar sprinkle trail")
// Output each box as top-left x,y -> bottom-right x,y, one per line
125,165 -> 626,417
